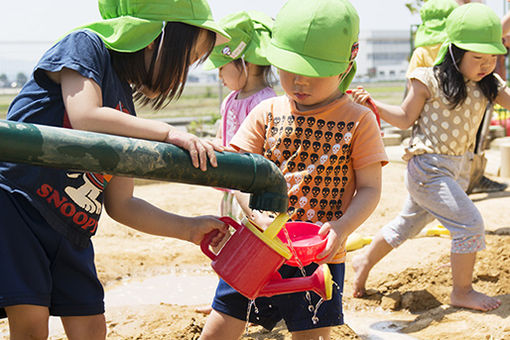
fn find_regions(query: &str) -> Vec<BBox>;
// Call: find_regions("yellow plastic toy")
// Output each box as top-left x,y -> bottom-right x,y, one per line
346,233 -> 373,252
423,225 -> 450,237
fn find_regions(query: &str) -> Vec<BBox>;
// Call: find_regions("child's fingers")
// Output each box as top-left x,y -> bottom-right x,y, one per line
203,141 -> 218,168
195,142 -> 208,171
188,148 -> 200,169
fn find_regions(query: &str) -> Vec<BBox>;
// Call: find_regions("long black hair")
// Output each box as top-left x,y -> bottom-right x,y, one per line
433,44 -> 499,109
110,22 -> 215,110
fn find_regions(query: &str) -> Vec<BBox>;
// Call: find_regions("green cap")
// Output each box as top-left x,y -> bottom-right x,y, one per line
203,11 -> 273,70
435,3 -> 506,65
265,0 -> 359,92
414,0 -> 458,48
73,0 -> 230,53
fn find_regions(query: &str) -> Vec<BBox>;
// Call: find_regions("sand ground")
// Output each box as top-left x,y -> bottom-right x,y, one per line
0,147 -> 509,339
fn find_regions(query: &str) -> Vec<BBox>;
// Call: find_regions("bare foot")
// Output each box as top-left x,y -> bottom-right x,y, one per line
352,254 -> 370,298
450,288 -> 501,312
195,306 -> 213,315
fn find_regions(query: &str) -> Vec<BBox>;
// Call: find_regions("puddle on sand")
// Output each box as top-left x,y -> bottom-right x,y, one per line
42,273 -> 416,340
345,310 -> 418,340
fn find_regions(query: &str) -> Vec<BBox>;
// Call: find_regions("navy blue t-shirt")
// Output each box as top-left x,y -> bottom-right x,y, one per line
0,30 -> 136,248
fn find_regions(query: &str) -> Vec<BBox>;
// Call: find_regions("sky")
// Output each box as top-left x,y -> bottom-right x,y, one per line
0,0 -> 508,78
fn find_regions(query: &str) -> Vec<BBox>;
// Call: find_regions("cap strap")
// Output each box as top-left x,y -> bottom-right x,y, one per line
156,21 -> 167,62
448,44 -> 461,72
350,42 -> 359,61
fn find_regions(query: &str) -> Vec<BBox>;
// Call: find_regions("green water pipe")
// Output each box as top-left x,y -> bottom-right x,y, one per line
0,119 -> 288,213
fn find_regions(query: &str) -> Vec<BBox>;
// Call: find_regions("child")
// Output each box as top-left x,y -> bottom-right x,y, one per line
350,3 -> 507,312
407,0 -> 458,79
195,10 -> 277,316
0,0 -> 231,338
204,10 -> 277,221
200,1 -> 388,339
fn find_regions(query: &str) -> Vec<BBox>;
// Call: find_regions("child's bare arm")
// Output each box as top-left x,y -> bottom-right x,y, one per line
57,68 -> 222,171
350,81 -> 429,130
316,162 -> 382,264
103,175 -> 228,246
495,86 -> 510,110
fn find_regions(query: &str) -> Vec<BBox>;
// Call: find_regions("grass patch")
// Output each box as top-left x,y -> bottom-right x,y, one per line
0,81 -> 406,119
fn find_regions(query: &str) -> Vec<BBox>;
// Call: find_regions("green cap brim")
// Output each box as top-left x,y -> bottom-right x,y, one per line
202,55 -> 230,70
266,42 -> 349,78
435,40 -> 507,65
267,42 -> 355,93
180,18 -> 231,45
76,16 -> 230,53
78,17 -> 163,52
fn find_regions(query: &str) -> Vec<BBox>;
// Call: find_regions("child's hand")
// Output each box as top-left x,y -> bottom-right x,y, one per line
188,215 -> 229,246
165,128 -> 225,171
315,222 -> 348,264
249,210 -> 276,230
347,86 -> 373,109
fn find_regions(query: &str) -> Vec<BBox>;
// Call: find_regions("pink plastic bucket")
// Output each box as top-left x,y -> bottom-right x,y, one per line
277,222 -> 327,267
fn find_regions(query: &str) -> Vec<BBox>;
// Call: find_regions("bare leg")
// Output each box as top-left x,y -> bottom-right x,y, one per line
450,252 -> 501,311
352,233 -> 394,297
61,314 -> 106,340
291,326 -> 330,340
200,309 -> 246,340
6,305 -> 49,340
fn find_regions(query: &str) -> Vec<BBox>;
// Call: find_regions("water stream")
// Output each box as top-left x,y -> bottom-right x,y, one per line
37,272 -> 417,340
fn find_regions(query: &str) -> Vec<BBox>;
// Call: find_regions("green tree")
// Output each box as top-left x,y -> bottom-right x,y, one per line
16,72 -> 28,87
405,0 -> 426,14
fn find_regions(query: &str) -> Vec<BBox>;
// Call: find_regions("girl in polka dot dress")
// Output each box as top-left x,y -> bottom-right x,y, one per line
349,3 -> 510,312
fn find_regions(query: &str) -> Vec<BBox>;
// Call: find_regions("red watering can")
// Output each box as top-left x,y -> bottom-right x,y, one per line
201,216 -> 333,301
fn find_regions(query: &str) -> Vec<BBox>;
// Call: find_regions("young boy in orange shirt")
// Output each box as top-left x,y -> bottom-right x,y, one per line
200,0 -> 388,339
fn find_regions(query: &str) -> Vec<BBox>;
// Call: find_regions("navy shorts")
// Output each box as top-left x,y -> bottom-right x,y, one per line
211,262 -> 345,332
0,189 -> 104,318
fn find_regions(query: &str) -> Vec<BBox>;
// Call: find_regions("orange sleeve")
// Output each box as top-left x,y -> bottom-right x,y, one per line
350,109 -> 388,169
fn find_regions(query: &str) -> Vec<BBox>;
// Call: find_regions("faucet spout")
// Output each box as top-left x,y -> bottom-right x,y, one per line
0,120 -> 288,212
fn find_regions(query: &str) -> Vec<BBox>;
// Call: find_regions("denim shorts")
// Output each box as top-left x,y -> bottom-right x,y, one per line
0,189 -> 104,318
211,262 -> 344,332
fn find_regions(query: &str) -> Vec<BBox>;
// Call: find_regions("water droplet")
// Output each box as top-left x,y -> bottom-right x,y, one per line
312,316 -> 319,324
308,305 -> 315,312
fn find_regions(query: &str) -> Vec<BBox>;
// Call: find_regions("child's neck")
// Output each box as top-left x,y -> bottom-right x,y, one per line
237,76 -> 267,100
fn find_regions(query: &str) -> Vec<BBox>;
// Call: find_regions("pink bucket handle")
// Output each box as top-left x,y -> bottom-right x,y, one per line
200,216 -> 241,260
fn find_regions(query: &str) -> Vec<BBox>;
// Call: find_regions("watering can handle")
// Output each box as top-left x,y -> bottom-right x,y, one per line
200,216 -> 241,261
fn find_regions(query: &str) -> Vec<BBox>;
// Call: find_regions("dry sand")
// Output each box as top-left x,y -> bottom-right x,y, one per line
0,149 -> 509,339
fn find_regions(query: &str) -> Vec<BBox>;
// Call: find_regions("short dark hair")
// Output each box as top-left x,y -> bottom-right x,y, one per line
434,44 -> 499,109
231,59 -> 275,88
110,22 -> 216,110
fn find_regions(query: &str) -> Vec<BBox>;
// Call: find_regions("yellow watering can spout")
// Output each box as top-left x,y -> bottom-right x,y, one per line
263,212 -> 291,239
242,214 -> 292,259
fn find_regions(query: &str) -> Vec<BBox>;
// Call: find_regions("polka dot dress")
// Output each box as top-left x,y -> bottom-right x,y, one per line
404,67 -> 506,160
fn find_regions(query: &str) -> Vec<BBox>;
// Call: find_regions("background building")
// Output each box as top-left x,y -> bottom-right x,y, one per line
355,30 -> 411,82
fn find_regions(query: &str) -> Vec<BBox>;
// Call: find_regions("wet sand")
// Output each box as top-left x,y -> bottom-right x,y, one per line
0,149 -> 509,339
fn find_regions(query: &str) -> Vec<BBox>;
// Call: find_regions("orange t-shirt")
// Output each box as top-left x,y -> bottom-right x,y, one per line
230,95 -> 388,263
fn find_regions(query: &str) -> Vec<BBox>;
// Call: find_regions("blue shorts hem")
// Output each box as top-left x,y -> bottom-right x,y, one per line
50,303 -> 105,317
285,315 -> 344,332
